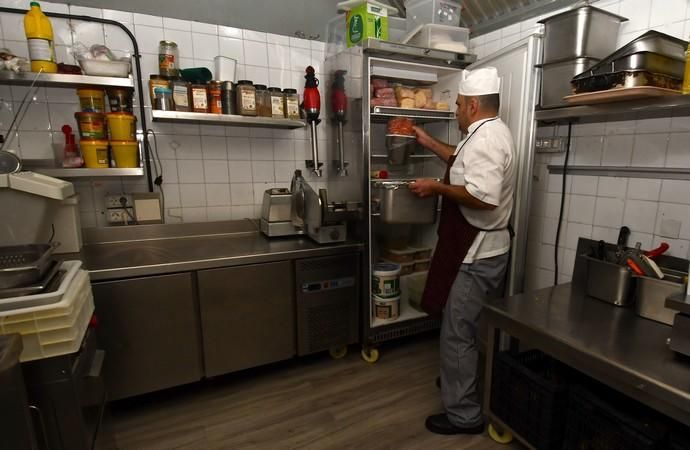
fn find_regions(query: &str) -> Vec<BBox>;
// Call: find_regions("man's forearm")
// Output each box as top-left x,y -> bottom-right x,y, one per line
426,138 -> 455,162
434,183 -> 496,210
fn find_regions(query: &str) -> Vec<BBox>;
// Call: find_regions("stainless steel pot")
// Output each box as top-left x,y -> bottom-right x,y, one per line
371,180 -> 438,225
538,6 -> 627,64
539,57 -> 599,108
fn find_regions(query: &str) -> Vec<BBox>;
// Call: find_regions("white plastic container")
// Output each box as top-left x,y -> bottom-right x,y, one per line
374,294 -> 400,321
405,24 -> 469,53
0,261 -> 82,312
78,58 -> 131,77
372,262 -> 401,298
404,0 -> 462,31
214,56 -> 237,82
0,269 -> 93,361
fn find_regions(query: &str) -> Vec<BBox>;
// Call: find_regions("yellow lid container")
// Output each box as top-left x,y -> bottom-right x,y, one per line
106,112 -> 137,140
77,88 -> 105,113
80,139 -> 109,168
110,140 -> 139,168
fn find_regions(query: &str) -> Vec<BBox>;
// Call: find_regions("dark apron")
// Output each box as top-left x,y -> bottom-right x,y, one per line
420,118 -> 498,316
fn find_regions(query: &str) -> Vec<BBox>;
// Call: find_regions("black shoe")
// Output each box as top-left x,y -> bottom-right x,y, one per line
425,414 -> 484,435
435,376 -> 441,389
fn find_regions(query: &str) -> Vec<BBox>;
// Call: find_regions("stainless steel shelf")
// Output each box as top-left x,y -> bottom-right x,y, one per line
547,165 -> 690,180
151,110 -> 306,129
0,71 -> 134,88
535,94 -> 690,123
371,154 -> 436,159
371,106 -> 455,123
34,167 -> 144,178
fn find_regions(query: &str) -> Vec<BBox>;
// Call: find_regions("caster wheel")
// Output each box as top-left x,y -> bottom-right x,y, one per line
361,347 -> 380,363
329,346 -> 348,359
488,423 -> 513,444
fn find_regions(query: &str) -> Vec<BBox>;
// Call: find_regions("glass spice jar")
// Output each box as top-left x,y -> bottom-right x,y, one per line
254,84 -> 271,117
153,87 -> 173,111
268,87 -> 285,118
236,80 -> 256,116
283,88 -> 300,120
191,84 -> 209,113
158,40 -> 179,78
149,75 -> 170,109
208,80 -> 222,114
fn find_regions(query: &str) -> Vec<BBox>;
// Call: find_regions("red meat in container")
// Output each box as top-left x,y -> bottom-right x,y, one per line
374,87 -> 395,98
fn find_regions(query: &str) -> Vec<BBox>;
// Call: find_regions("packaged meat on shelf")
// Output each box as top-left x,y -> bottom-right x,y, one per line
370,77 -> 450,111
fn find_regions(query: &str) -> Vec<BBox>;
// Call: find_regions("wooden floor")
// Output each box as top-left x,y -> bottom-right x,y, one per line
98,334 -> 523,449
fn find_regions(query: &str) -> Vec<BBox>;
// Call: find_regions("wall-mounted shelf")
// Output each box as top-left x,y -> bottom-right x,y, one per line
371,106 -> 455,124
535,94 -> 690,123
371,153 -> 436,159
151,110 -> 306,129
0,71 -> 134,88
33,167 -> 144,178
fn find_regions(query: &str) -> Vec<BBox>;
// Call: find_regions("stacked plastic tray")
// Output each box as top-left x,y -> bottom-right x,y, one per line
0,263 -> 93,362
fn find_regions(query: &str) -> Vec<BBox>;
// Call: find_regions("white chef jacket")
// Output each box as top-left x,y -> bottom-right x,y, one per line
448,117 -> 516,263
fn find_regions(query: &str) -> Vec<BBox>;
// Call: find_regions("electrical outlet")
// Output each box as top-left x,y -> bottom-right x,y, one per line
105,194 -> 133,209
106,208 -> 134,225
535,137 -> 566,153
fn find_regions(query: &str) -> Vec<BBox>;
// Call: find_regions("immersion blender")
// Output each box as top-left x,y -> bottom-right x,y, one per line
303,66 -> 322,176
331,70 -> 348,176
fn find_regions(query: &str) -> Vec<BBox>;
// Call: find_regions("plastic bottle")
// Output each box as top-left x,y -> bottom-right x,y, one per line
24,2 -> 57,73
683,42 -> 690,94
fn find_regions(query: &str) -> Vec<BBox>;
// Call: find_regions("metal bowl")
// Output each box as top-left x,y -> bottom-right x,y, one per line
385,134 -> 416,165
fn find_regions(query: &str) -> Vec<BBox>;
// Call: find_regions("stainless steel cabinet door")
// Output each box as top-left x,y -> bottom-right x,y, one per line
92,273 -> 202,400
198,261 -> 295,376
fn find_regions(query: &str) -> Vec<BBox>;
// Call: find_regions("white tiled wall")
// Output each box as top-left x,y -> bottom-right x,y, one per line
468,0 -> 690,292
0,0 -> 328,226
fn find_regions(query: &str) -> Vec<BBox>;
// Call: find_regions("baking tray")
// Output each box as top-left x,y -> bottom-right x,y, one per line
573,30 -> 688,81
0,260 -> 61,299
564,86 -> 681,105
582,52 -> 685,78
0,243 -> 57,289
572,70 -> 681,94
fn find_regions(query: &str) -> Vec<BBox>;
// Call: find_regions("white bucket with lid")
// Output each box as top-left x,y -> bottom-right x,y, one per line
372,263 -> 401,298
374,294 -> 400,321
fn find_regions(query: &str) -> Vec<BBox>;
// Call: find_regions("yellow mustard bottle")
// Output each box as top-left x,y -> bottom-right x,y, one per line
683,43 -> 690,94
24,2 -> 57,73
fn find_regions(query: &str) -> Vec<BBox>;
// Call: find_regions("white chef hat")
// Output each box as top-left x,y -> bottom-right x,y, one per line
458,67 -> 501,96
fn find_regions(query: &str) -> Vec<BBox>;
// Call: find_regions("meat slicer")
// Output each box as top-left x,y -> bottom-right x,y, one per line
290,170 -> 360,244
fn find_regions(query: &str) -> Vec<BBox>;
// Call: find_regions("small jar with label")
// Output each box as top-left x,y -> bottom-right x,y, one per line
171,80 -> 191,112
236,80 -> 256,116
283,88 -> 300,120
159,41 -> 179,78
221,81 -> 236,115
153,87 -> 173,111
191,84 -> 209,113
254,84 -> 271,117
208,80 -> 222,114
149,75 -> 170,109
268,87 -> 285,118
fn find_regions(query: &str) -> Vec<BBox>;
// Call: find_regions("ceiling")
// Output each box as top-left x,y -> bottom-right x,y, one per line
47,0 -> 587,39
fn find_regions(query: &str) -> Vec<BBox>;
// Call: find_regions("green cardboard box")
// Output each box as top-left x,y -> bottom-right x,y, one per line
346,2 -> 389,47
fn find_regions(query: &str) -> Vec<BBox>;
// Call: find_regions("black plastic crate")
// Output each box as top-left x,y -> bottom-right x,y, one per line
490,350 -> 569,449
563,384 -> 667,450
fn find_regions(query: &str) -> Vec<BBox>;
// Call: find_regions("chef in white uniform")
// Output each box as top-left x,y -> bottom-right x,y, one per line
409,67 -> 516,435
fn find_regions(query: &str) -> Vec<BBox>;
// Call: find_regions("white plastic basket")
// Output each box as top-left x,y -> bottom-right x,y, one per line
0,260 -> 82,312
78,58 -> 131,77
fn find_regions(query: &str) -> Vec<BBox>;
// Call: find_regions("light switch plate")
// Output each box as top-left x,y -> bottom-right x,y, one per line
133,192 -> 163,224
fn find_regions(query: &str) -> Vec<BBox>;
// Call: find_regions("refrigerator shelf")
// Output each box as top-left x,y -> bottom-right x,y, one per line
371,106 -> 456,123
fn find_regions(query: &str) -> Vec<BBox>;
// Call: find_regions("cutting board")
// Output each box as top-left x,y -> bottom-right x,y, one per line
563,86 -> 682,105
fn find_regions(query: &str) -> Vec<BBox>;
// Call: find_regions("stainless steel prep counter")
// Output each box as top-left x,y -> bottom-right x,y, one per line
482,283 -> 690,448
74,221 -> 363,281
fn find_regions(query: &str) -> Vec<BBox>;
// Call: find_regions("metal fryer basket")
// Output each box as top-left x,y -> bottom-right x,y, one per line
0,243 -> 57,289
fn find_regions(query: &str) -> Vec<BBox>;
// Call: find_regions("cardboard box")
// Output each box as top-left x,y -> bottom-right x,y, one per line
346,2 -> 389,47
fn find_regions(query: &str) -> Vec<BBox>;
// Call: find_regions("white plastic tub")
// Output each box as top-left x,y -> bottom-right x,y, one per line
79,58 -> 131,77
404,24 -> 469,53
0,260 -> 82,312
372,262 -> 401,298
373,294 -> 400,321
404,0 -> 461,31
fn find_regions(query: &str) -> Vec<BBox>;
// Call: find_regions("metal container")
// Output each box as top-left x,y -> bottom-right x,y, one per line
540,57 -> 599,108
633,270 -> 686,325
0,243 -> 56,289
385,134 -> 416,165
582,255 -> 632,306
539,6 -> 627,64
572,70 -> 682,94
371,180 -> 438,224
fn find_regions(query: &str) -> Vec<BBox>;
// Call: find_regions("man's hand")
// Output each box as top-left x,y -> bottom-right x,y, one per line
409,178 -> 441,198
412,126 -> 455,162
